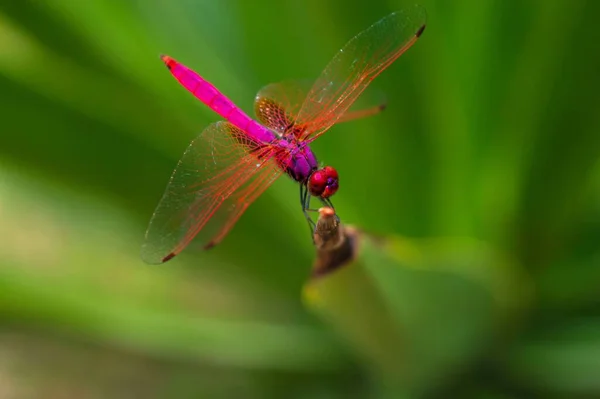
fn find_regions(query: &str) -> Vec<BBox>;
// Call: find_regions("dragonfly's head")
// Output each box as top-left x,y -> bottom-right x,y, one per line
308,166 -> 339,198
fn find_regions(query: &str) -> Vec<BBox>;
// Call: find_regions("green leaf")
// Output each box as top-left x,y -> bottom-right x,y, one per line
304,213 -> 527,396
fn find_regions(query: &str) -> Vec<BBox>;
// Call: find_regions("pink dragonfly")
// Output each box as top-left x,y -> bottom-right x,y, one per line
142,6 -> 426,264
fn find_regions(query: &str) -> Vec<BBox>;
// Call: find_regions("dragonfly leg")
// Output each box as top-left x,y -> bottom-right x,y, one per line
319,197 -> 335,211
300,184 -> 316,234
319,197 -> 340,224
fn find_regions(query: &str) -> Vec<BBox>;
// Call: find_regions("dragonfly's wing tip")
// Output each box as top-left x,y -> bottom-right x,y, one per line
140,255 -> 165,265
162,252 -> 177,262
140,242 -> 175,265
416,24 -> 426,38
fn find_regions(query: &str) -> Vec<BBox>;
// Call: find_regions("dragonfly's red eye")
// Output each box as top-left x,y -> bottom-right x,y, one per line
308,166 -> 339,198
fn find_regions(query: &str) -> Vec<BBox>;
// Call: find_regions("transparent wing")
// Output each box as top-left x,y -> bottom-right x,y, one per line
254,80 -> 388,137
295,5 -> 426,142
254,80 -> 309,135
141,121 -> 283,264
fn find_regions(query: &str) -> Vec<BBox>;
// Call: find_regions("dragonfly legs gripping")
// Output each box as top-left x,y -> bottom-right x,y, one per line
319,197 -> 335,211
318,196 -> 340,225
299,185 -> 339,242
300,184 -> 316,236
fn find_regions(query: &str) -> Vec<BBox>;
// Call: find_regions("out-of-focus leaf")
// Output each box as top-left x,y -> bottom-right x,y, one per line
305,217 -> 527,396
507,320 -> 600,395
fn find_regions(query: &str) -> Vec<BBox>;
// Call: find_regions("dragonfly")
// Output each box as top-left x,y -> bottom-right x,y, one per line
142,5 -> 426,264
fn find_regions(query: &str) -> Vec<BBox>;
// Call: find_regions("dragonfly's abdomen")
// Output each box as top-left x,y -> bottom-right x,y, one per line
162,55 -> 275,143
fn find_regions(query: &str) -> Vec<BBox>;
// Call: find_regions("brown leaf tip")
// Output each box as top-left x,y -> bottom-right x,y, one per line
311,207 -> 357,278
313,207 -> 343,251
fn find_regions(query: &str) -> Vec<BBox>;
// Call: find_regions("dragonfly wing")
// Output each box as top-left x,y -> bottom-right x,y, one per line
255,79 -> 389,137
295,5 -> 426,142
202,156 -> 283,250
254,80 -> 310,135
327,82 -> 389,124
141,121 -> 282,264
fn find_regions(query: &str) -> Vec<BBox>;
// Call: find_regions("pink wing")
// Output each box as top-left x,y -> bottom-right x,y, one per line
141,121 -> 283,264
295,5 -> 426,142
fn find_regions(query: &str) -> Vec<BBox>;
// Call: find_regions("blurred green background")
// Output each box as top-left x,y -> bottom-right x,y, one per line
1,0 -> 600,397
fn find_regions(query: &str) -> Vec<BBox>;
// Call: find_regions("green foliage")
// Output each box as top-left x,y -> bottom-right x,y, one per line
305,233 -> 524,397
0,0 -> 599,397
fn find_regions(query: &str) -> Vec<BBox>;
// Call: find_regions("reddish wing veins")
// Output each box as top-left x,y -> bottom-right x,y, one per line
295,5 -> 426,142
254,79 -> 389,138
254,80 -> 308,136
141,121 -> 283,264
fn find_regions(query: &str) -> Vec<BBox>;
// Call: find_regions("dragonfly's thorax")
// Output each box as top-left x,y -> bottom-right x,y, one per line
272,136 -> 319,183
